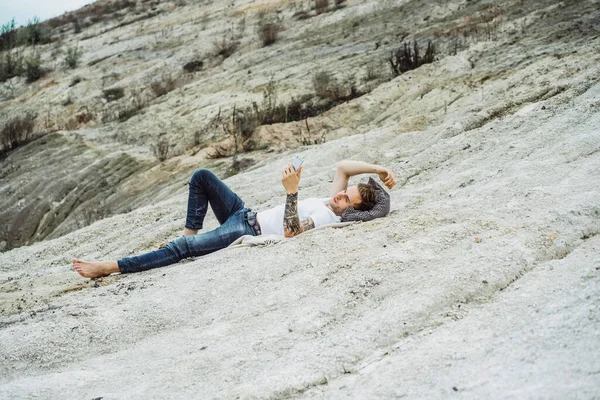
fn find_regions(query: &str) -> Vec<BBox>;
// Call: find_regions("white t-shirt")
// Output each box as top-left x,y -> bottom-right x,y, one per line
257,197 -> 341,236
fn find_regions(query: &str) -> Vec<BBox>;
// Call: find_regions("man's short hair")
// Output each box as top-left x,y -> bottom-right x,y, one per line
355,183 -> 377,211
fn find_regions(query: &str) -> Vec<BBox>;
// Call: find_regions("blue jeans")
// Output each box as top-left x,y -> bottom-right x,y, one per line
117,169 -> 256,273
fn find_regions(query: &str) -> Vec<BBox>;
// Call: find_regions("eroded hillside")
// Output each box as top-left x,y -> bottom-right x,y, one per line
0,0 -> 599,398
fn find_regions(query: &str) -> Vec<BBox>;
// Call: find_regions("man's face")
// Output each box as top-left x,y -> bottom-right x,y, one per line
329,185 -> 362,215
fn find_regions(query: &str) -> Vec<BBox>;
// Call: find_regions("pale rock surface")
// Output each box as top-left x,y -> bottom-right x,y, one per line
1,0 -> 600,398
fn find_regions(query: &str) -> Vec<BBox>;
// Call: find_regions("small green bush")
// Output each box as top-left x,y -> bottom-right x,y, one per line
18,17 -> 52,46
24,52 -> 46,83
64,46 -> 83,69
0,18 -> 17,52
0,51 -> 23,82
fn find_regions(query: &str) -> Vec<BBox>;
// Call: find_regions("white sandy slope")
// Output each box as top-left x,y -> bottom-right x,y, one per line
1,52 -> 600,397
1,3 -> 600,397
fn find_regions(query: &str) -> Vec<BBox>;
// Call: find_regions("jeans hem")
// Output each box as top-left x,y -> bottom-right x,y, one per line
184,225 -> 202,230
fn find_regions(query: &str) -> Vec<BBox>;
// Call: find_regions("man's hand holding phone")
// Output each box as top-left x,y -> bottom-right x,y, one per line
282,162 -> 302,194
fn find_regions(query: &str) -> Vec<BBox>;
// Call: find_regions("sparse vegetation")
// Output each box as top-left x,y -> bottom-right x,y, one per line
18,17 -> 52,47
152,137 -> 170,161
0,19 -> 17,52
258,19 -> 282,47
0,113 -> 36,155
117,90 -> 145,122
363,61 -> 382,82
64,107 -> 95,131
205,72 -> 368,157
46,0 -> 139,32
69,77 -> 82,87
0,50 -> 23,82
315,0 -> 329,15
101,88 -> 146,123
213,35 -> 239,59
297,118 -> 326,146
222,105 -> 258,155
334,0 -> 347,9
389,40 -> 436,76
80,200 -> 112,227
183,59 -> 203,73
312,71 -> 361,101
312,71 -> 336,99
24,52 -> 46,83
149,73 -> 176,98
64,46 -> 83,69
226,156 -> 256,177
103,87 -> 125,102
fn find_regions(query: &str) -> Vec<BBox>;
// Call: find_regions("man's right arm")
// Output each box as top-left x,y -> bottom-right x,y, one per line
330,160 -> 397,196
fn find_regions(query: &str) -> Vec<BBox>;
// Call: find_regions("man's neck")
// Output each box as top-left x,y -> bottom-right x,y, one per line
326,204 -> 343,216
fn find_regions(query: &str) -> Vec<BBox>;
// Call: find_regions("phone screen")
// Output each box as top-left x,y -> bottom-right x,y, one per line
292,156 -> 303,171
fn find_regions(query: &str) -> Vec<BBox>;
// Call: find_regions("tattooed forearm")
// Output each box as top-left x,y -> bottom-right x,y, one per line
283,192 -> 300,236
283,193 -> 315,237
300,218 -> 315,232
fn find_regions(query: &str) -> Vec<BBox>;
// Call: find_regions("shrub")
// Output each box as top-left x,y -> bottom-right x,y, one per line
183,59 -> 203,73
103,87 -> 125,102
18,17 -> 52,46
64,46 -> 83,69
389,40 -> 436,76
24,52 -> 46,83
312,70 -> 343,100
292,10 -> 312,20
149,73 -> 175,98
224,106 -> 259,153
315,0 -> 329,15
74,19 -> 82,34
0,18 -> 17,52
100,89 -> 146,123
312,70 -> 331,98
363,61 -> 381,82
152,137 -> 169,161
65,107 -> 95,130
213,35 -> 238,59
0,113 -> 36,153
226,157 -> 256,177
0,50 -> 23,82
117,92 -> 145,122
69,77 -> 82,87
258,21 -> 281,46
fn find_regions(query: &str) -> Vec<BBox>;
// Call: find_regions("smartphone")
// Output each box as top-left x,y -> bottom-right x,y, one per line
292,155 -> 304,172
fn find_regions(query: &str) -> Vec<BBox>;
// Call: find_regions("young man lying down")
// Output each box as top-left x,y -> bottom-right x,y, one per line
73,159 -> 396,278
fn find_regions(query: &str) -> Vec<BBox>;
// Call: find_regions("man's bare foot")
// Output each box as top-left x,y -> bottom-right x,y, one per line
72,258 -> 120,278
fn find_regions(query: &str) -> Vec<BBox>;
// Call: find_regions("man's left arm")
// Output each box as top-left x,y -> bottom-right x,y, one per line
330,160 -> 397,196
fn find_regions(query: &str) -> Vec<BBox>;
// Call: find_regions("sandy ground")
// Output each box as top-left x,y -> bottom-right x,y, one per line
1,0 -> 600,398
